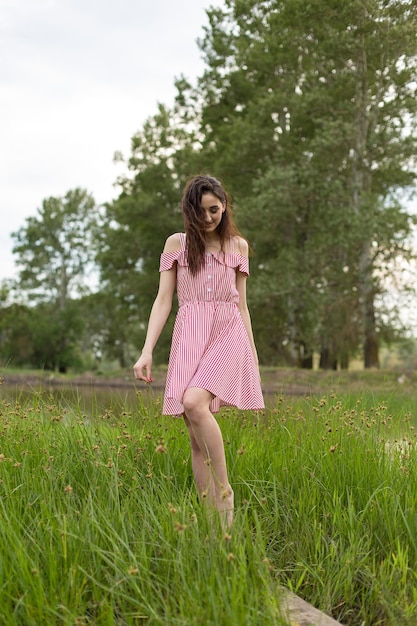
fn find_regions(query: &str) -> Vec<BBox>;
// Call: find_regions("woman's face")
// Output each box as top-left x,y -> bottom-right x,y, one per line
200,192 -> 225,235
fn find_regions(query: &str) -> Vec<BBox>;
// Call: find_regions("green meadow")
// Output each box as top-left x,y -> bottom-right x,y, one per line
1,380 -> 417,625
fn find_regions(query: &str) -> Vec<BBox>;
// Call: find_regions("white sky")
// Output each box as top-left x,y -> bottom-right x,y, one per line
0,0 -> 219,282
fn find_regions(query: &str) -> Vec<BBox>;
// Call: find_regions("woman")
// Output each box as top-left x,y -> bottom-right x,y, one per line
133,175 -> 264,527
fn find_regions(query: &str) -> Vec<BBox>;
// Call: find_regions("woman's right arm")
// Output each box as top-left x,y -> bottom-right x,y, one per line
133,235 -> 179,383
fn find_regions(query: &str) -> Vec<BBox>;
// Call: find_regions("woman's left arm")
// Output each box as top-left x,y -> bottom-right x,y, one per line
236,270 -> 259,366
235,236 -> 260,367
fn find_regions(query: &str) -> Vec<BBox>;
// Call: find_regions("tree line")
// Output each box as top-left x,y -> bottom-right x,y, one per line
1,0 -> 417,373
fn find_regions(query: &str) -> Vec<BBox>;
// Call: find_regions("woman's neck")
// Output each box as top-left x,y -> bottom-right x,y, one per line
205,236 -> 222,251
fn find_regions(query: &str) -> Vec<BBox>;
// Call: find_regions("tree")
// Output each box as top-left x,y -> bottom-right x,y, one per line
187,0 -> 417,367
11,188 -> 99,371
0,302 -> 34,367
12,188 -> 98,308
96,104 -> 200,367
28,302 -> 84,371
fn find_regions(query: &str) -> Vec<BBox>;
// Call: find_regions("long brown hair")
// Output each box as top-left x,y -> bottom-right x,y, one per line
181,175 -> 242,274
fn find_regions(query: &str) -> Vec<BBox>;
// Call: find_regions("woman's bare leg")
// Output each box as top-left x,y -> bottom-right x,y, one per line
183,415 -> 212,498
182,388 -> 234,527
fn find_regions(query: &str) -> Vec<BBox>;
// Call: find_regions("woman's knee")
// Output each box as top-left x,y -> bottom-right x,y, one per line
182,388 -> 211,419
182,389 -> 200,416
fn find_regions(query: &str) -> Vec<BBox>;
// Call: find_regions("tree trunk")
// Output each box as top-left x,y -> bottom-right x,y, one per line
118,343 -> 127,369
319,347 -> 337,370
362,272 -> 379,367
352,35 -> 379,369
340,352 -> 349,370
301,349 -> 313,369
287,297 -> 300,367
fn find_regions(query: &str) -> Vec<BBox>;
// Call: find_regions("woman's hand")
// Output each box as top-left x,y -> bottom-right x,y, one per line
133,352 -> 153,383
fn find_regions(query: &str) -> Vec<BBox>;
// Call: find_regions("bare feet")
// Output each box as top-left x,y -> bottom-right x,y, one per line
218,486 -> 234,529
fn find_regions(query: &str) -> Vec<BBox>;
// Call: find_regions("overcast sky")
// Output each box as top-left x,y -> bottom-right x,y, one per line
0,0 -> 220,282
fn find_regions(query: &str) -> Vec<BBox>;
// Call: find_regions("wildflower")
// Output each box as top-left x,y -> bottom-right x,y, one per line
128,567 -> 139,575
168,503 -> 178,514
221,487 -> 231,500
155,444 -> 167,454
64,485 -> 73,493
223,533 -> 232,541
174,521 -> 187,532
227,553 -> 235,561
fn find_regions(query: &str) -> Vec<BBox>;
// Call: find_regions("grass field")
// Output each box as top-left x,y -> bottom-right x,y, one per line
1,377 -> 417,625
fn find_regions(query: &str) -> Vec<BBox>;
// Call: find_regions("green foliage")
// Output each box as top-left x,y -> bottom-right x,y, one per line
12,188 -> 98,307
194,0 -> 417,367
0,301 -> 84,371
95,103 -> 204,366
10,189 -> 99,372
0,393 -> 283,625
1,390 -> 417,624
30,302 -> 84,372
0,303 -> 34,367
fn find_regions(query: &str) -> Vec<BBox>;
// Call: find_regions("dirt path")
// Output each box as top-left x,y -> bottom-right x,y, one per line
1,367 -> 411,398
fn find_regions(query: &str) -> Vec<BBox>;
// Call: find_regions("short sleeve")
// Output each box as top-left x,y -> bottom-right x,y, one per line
237,255 -> 249,276
159,250 -> 180,272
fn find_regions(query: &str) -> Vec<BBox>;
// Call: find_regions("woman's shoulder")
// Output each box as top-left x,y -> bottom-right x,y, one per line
159,233 -> 185,272
163,233 -> 184,253
231,235 -> 249,257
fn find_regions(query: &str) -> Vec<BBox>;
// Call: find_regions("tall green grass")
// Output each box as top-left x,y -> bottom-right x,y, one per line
1,388 -> 417,625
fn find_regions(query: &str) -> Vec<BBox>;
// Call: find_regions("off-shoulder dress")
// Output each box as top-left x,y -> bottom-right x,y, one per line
160,233 -> 264,416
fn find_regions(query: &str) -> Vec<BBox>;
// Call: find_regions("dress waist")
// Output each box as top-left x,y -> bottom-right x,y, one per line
178,299 -> 237,309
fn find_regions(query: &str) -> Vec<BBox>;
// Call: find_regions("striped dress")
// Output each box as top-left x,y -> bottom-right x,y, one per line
160,233 -> 264,416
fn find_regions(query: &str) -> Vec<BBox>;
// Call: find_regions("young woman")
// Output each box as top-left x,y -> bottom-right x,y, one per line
133,175 -> 264,527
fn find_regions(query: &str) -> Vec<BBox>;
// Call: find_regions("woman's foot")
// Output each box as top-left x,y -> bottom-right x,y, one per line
218,486 -> 234,529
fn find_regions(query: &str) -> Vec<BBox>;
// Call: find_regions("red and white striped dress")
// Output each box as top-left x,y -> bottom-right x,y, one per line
161,233 -> 264,416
